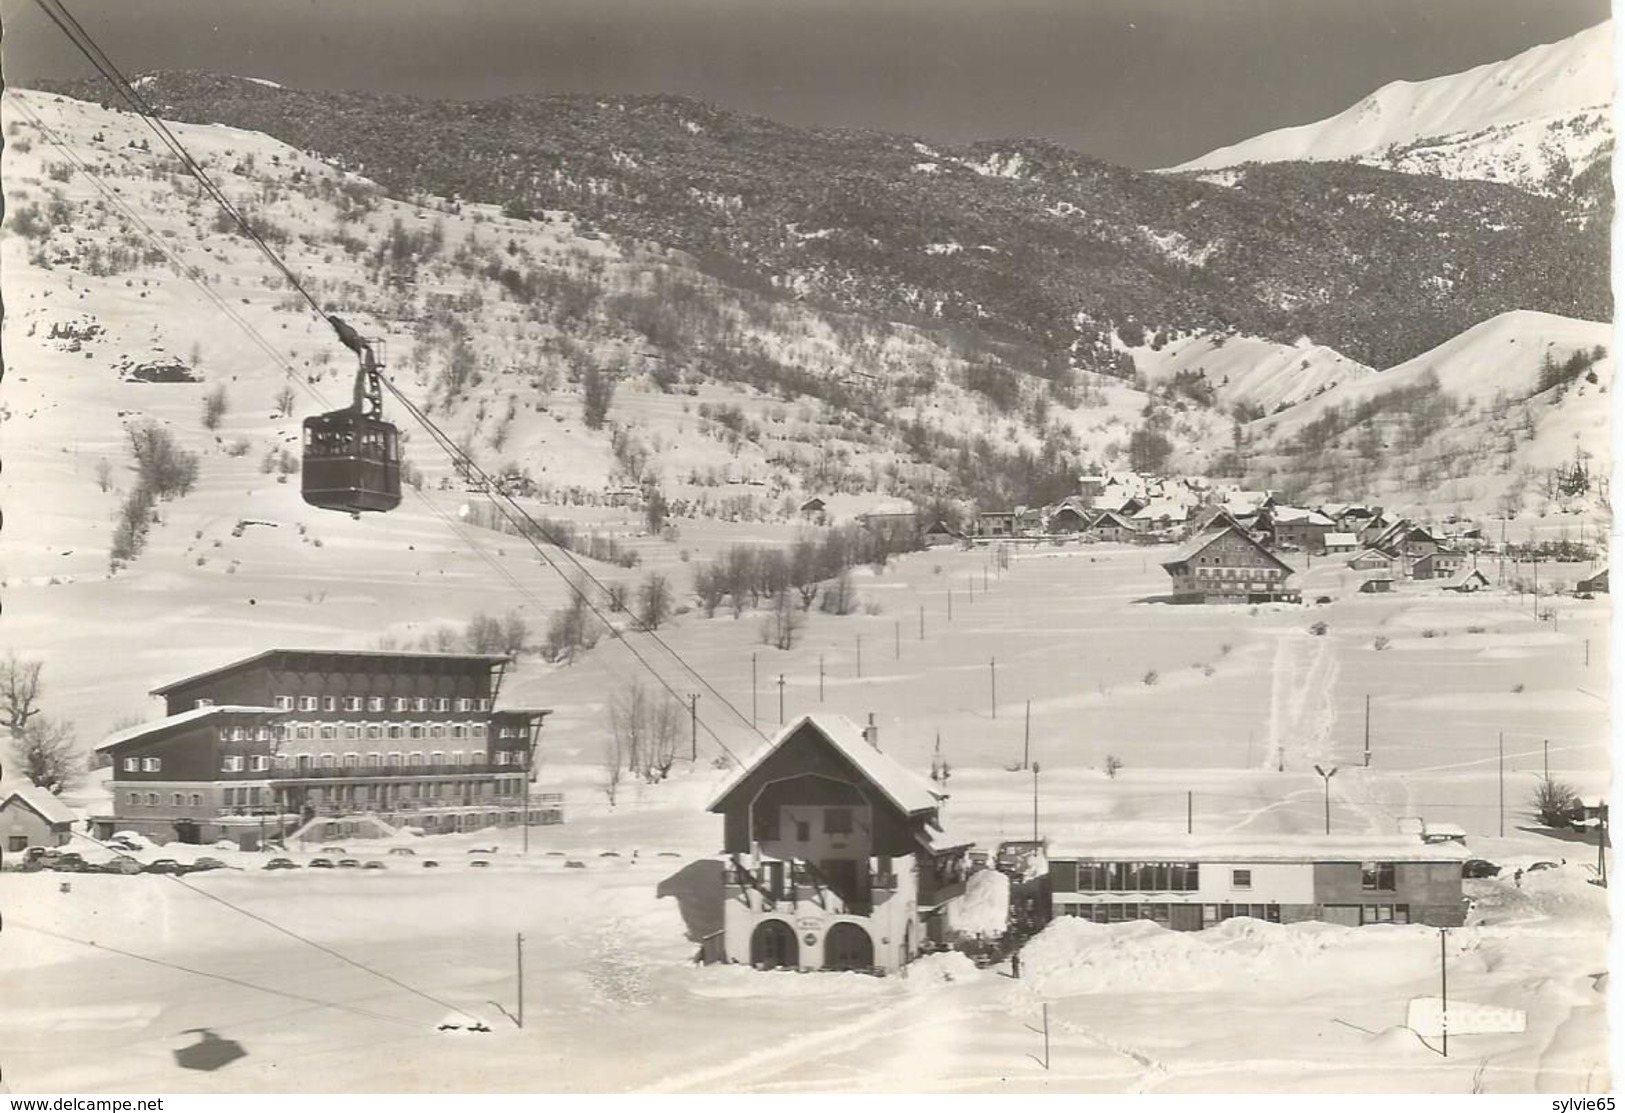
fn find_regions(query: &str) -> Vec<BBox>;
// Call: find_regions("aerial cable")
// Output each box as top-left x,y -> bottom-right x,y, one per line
34,0 -> 764,761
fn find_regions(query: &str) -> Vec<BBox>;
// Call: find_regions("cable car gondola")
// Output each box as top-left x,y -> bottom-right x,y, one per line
302,316 -> 402,515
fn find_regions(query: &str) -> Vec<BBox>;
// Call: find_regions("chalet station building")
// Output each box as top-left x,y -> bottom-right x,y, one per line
93,649 -> 552,846
708,715 -> 972,974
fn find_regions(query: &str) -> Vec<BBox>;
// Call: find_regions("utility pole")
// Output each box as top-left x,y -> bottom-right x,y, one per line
1187,790 -> 1193,835
1498,731 -> 1505,837
856,635 -> 863,678
1363,694 -> 1371,768
1439,928 -> 1448,1058
1023,700 -> 1031,770
777,674 -> 786,725
1314,764 -> 1338,834
751,653 -> 758,727
968,575 -> 975,603
516,932 -> 525,1029
819,655 -> 825,702
1543,738 -> 1549,782
1031,761 -> 1041,842
919,605 -> 924,641
989,657 -> 997,719
690,694 -> 698,761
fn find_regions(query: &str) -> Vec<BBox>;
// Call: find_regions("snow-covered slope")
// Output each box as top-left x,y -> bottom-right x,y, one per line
1125,331 -> 1376,416
1172,21 -> 1613,193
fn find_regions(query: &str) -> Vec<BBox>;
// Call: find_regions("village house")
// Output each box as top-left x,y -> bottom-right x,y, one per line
1045,498 -> 1094,533
1358,575 -> 1394,594
1014,507 -> 1045,536
1443,569 -> 1491,593
1323,532 -> 1360,555
922,519 -> 963,548
972,509 -> 1017,539
0,781 -> 76,858
855,499 -> 919,545
1159,524 -> 1300,604
1410,549 -> 1469,580
1088,509 -> 1140,544
1577,568 -> 1608,595
1347,547 -> 1401,575
92,649 -> 554,847
1046,833 -> 1468,930
1268,506 -> 1336,554
798,496 -> 827,523
706,715 -> 972,973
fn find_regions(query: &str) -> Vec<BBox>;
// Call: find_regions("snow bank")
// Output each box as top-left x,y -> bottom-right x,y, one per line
905,950 -> 980,987
1019,915 -> 1432,997
944,868 -> 1009,936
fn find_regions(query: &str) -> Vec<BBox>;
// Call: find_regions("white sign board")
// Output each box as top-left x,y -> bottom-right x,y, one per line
1407,997 -> 1527,1038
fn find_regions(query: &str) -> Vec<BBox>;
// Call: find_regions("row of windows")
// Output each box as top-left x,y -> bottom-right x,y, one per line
214,722 -> 492,742
1055,902 -> 1283,925
1191,567 -> 1282,580
231,749 -> 526,771
1053,861 -> 1202,893
256,695 -> 491,713
303,780 -> 520,803
130,791 -> 202,807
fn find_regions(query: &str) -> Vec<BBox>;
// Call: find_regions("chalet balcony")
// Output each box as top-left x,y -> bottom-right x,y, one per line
726,858 -> 897,918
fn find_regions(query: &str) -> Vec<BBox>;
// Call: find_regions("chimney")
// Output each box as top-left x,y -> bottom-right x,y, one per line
862,713 -> 880,750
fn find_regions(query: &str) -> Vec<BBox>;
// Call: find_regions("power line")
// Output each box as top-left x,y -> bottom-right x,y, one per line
34,0 -> 765,764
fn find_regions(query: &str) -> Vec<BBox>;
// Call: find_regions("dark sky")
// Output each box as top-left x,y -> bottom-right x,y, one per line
2,0 -> 1612,168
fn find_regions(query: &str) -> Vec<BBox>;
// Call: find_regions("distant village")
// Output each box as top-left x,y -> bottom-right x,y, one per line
811,472 -> 1607,606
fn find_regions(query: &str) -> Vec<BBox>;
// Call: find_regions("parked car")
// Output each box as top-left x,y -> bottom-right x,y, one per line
1527,861 -> 1561,872
469,859 -> 491,869
308,857 -> 336,869
263,858 -> 299,871
386,847 -> 416,857
107,837 -> 142,853
48,852 -> 90,873
338,858 -> 361,869
190,857 -> 228,872
363,860 -> 387,870
1461,859 -> 1500,879
319,847 -> 347,856
467,847 -> 496,855
145,859 -> 184,874
422,860 -> 440,869
100,857 -> 145,875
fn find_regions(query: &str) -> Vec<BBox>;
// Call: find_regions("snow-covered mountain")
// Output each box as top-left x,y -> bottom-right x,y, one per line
1171,22 -> 1613,195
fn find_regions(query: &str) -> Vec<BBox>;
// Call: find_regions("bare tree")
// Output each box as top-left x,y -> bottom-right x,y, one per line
15,716 -> 78,794
819,569 -> 857,615
601,723 -> 624,808
273,383 -> 298,418
1531,776 -> 1580,827
201,383 -> 229,431
637,573 -> 673,631
609,677 -> 683,784
693,562 -> 726,618
94,458 -> 114,493
760,588 -> 803,650
0,653 -> 44,733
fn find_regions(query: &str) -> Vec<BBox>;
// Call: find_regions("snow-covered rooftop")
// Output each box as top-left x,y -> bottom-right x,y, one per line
710,714 -> 939,817
1049,833 -> 1469,863
0,780 -> 77,827
95,705 -> 284,752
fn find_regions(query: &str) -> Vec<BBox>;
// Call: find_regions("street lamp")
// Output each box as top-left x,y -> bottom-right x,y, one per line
1314,764 -> 1339,835
1031,761 -> 1041,843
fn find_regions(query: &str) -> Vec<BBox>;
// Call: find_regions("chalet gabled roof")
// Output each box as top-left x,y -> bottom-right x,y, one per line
1090,509 -> 1137,530
1348,547 -> 1398,565
96,705 -> 285,752
1324,532 -> 1359,547
1160,525 -> 1293,574
707,714 -> 939,817
1271,506 -> 1335,527
150,649 -> 513,696
0,780 -> 77,827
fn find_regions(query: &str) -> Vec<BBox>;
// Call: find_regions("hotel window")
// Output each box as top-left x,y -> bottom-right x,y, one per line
824,808 -> 853,835
256,726 -> 271,741
434,698 -> 450,712
409,752 -> 425,766
451,725 -> 466,739
472,724 -> 486,738
320,753 -> 336,768
430,751 -> 444,765
173,792 -> 185,806
218,728 -> 231,743
476,698 -> 490,712
299,696 -> 318,711
367,724 -> 383,740
430,724 -> 445,739
142,757 -> 162,772
323,696 -> 337,712
1231,869 -> 1252,890
344,753 -> 360,768
251,755 -> 270,772
469,752 -> 485,766
343,696 -> 363,712
1360,862 -> 1396,891
456,698 -> 472,712
346,725 -> 361,740
191,793 -> 203,807
128,792 -> 140,805
414,697 -> 429,712
123,757 -> 138,772
368,697 -> 384,712
450,751 -> 464,766
409,725 -> 424,740
495,751 -> 510,766
222,755 -> 244,772
388,725 -> 404,740
146,793 -> 159,806
321,725 -> 338,740
275,695 -> 294,710
392,697 -> 409,712
297,726 -> 314,740
368,753 -> 383,767
388,752 -> 403,765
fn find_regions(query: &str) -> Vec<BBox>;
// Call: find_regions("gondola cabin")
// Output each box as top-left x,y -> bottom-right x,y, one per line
301,315 -> 403,514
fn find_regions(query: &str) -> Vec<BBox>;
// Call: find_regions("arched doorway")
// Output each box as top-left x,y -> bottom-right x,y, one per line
824,922 -> 874,971
750,919 -> 798,969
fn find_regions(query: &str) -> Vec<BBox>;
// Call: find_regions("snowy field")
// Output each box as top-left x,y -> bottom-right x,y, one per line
0,539 -> 1611,1093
